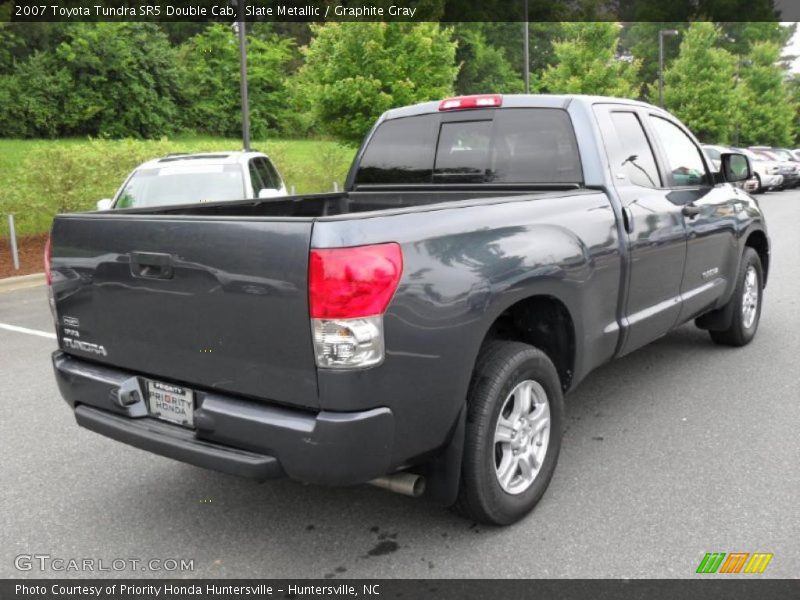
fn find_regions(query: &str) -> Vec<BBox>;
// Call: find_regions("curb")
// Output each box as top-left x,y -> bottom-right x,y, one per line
0,272 -> 46,293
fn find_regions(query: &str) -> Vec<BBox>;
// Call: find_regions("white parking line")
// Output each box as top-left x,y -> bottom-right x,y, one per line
0,322 -> 56,340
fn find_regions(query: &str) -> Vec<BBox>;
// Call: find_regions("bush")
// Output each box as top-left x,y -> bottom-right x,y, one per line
0,137 -> 357,236
266,140 -> 354,193
0,53 -> 70,138
0,23 -> 181,138
7,139 -> 182,234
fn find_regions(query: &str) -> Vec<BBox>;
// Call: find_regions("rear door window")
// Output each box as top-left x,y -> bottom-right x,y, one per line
248,159 -> 265,195
266,159 -> 283,188
255,158 -> 281,189
607,111 -> 661,188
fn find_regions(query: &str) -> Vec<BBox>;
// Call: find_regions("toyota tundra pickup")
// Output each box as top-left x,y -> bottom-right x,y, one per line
48,95 -> 770,525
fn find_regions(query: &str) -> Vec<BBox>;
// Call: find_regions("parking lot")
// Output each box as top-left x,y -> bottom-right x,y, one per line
1,190 -> 798,579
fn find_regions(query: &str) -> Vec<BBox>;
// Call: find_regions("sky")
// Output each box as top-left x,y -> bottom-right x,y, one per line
785,23 -> 800,73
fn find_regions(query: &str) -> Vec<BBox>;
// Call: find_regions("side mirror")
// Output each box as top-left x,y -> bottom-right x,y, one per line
257,188 -> 281,199
96,198 -> 113,211
720,153 -> 751,183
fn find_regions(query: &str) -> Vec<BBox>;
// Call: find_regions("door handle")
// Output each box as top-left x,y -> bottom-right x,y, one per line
130,252 -> 174,280
681,203 -> 701,218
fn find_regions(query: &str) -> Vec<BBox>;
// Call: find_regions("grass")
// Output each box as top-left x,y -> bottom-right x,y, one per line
0,136 -> 357,237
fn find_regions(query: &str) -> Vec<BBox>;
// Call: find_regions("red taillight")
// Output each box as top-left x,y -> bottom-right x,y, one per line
44,234 -> 52,285
309,243 -> 403,319
439,94 -> 502,111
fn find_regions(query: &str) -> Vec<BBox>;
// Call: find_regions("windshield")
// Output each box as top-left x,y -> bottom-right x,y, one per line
116,164 -> 245,208
771,149 -> 793,161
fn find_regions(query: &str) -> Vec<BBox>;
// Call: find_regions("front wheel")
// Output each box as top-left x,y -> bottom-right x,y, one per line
453,341 -> 564,525
709,247 -> 763,346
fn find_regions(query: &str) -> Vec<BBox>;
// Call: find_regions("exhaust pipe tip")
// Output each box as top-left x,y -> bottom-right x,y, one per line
369,472 -> 426,498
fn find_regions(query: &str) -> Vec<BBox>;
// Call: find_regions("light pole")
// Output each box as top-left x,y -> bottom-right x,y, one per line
658,29 -> 679,108
523,0 -> 530,93
235,1 -> 251,151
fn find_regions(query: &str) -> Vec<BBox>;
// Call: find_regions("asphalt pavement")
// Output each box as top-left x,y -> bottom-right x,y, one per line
1,191 -> 798,579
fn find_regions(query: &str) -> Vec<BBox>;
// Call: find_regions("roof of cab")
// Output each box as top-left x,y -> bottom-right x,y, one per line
381,94 -> 661,121
135,151 -> 265,170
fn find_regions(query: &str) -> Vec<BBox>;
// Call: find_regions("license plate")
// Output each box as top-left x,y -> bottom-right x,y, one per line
146,380 -> 194,428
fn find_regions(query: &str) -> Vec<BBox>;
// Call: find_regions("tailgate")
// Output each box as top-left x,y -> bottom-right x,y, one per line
50,214 -> 318,409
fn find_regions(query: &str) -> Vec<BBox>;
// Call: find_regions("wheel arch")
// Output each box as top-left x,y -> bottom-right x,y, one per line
477,294 -> 577,393
744,228 -> 769,287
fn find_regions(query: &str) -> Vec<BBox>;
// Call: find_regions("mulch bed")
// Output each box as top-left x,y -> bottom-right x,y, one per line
0,233 -> 49,279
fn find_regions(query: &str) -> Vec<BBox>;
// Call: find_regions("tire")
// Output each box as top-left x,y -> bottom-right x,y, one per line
754,174 -> 764,194
453,341 -> 564,525
709,247 -> 763,347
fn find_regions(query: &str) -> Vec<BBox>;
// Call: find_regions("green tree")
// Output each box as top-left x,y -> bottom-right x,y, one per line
0,23 -> 181,138
452,24 -> 523,95
178,24 -> 294,139
718,22 -> 794,58
661,22 -> 737,143
621,22 -> 792,101
472,22 -> 564,91
538,22 -> 640,97
294,22 -> 458,142
788,74 -> 800,145
736,42 -> 796,146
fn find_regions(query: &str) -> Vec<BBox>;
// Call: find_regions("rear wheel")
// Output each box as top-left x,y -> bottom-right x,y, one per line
709,248 -> 763,347
454,341 -> 563,525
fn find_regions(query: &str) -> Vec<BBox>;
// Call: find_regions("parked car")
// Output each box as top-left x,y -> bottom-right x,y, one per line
748,146 -> 799,188
96,151 -> 287,210
49,95 -> 769,525
702,144 -> 758,193
767,147 -> 800,164
733,148 -> 783,192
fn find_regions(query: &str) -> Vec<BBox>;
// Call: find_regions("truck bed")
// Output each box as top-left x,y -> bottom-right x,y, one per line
100,187 -> 582,219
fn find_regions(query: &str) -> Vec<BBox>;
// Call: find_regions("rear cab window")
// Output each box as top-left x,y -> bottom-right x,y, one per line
355,109 -> 583,186
434,120 -> 492,183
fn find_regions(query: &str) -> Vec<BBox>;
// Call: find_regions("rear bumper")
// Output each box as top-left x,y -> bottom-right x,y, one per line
53,352 -> 395,486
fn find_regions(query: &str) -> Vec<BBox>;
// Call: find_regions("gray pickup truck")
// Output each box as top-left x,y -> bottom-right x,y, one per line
48,95 -> 769,525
